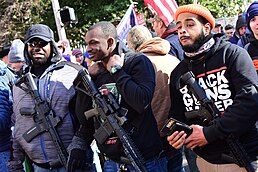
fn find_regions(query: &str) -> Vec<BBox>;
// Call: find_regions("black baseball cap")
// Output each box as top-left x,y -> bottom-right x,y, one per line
25,24 -> 54,43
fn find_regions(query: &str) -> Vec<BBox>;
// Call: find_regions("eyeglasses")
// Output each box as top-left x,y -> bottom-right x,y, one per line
28,41 -> 49,48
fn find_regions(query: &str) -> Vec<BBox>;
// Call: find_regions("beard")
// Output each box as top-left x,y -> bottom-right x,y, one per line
32,56 -> 50,65
181,31 -> 206,53
30,53 -> 52,67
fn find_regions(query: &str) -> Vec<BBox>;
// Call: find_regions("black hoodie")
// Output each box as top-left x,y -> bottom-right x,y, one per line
170,35 -> 258,164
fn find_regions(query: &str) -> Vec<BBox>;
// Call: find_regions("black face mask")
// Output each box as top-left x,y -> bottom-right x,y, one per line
181,31 -> 206,53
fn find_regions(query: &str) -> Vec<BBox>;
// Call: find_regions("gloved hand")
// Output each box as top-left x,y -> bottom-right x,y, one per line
66,136 -> 93,172
67,148 -> 88,172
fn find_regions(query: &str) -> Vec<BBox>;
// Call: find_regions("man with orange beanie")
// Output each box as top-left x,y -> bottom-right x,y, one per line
167,4 -> 258,172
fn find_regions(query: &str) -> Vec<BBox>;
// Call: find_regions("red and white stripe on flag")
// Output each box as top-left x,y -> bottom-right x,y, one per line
144,0 -> 178,26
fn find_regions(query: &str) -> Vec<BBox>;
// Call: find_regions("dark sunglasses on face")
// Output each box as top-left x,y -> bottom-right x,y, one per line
28,40 -> 49,48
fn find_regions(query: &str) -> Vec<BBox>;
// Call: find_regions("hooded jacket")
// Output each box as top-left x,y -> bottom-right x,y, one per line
170,35 -> 258,164
245,39 -> 258,73
230,15 -> 247,45
137,37 -> 180,136
11,61 -> 79,169
10,29 -> 79,170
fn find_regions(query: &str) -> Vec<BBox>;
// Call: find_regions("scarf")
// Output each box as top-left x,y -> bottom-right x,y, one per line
185,37 -> 215,58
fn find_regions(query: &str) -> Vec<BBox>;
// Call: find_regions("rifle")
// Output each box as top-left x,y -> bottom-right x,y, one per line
73,68 -> 148,172
15,65 -> 68,168
178,71 -> 255,172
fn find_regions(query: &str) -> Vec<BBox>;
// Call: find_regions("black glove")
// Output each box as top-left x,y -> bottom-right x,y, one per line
66,136 -> 94,172
67,148 -> 88,172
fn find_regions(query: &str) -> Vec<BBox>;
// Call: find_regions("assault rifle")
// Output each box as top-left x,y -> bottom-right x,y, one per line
177,71 -> 255,172
73,68 -> 147,172
15,65 -> 68,168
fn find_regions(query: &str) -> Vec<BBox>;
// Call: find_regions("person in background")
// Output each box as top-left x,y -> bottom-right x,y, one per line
212,23 -> 222,34
72,48 -> 88,68
168,3 -> 258,171
149,14 -> 184,61
0,60 -> 13,172
212,24 -> 228,41
237,28 -> 254,48
57,40 -> 71,62
224,24 -> 235,40
8,39 -> 26,73
126,25 -> 182,171
229,15 -> 247,44
84,51 -> 93,68
0,44 -> 11,64
0,44 -> 15,88
244,1 -> 258,73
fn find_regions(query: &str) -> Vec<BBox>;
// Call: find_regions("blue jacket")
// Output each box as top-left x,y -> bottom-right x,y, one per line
229,33 -> 239,44
161,25 -> 184,61
0,61 -> 15,88
164,33 -> 184,61
0,64 -> 13,152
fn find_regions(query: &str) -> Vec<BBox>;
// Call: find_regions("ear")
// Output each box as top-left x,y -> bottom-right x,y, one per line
203,23 -> 212,36
107,37 -> 115,50
156,20 -> 163,29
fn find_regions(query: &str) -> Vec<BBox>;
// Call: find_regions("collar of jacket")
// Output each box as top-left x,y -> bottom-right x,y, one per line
161,27 -> 178,39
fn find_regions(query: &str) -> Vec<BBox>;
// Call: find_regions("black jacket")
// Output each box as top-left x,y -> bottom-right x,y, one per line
245,39 -> 258,73
170,35 -> 258,164
75,41 -> 162,161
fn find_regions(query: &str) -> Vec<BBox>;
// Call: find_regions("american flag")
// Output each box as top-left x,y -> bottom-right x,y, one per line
144,0 -> 178,26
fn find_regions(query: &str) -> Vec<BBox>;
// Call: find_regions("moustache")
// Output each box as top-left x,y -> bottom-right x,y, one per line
180,36 -> 190,40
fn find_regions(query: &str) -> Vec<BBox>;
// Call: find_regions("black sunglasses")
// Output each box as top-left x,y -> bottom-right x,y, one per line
28,40 -> 49,48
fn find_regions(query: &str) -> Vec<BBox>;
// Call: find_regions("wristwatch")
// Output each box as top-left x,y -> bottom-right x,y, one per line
110,65 -> 122,74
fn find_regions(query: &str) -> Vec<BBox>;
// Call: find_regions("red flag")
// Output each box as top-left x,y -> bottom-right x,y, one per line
144,0 -> 178,26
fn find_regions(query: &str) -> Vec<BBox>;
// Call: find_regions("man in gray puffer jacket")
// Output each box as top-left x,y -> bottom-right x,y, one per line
9,24 -> 94,172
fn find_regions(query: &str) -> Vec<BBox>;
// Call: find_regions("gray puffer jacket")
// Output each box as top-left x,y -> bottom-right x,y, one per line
11,61 -> 79,170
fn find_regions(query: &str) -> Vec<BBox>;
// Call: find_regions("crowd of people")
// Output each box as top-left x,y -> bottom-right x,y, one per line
0,2 -> 258,172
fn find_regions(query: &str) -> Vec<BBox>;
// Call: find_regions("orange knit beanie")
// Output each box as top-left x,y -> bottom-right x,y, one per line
174,4 -> 215,29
